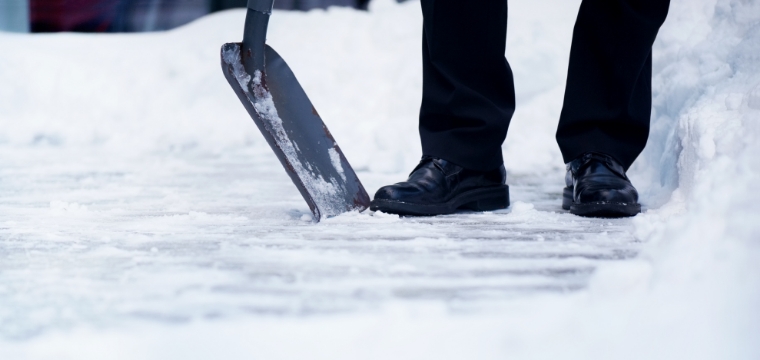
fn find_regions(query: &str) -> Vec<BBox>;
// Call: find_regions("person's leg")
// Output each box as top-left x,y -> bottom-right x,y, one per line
419,0 -> 515,171
556,0 -> 670,170
370,0 -> 513,215
557,0 -> 669,217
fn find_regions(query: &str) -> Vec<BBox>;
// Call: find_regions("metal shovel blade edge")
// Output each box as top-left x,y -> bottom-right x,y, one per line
220,42 -> 370,221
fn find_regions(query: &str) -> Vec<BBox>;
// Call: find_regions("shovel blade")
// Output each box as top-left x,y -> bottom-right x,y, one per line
221,42 -> 370,221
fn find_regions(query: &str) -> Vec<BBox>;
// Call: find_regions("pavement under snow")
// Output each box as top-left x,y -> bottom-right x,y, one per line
0,0 -> 758,359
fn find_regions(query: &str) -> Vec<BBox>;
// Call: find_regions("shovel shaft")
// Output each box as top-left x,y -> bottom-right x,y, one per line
247,0 -> 274,13
242,0 -> 275,76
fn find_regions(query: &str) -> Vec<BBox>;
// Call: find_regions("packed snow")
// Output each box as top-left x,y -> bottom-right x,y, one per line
0,0 -> 758,359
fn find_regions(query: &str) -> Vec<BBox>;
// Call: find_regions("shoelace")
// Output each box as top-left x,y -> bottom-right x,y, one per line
569,152 -> 628,180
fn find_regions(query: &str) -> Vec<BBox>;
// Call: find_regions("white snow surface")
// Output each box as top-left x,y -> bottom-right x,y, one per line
0,0 -> 759,358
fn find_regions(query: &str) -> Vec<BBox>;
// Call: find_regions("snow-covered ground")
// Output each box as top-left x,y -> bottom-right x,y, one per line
0,0 -> 758,358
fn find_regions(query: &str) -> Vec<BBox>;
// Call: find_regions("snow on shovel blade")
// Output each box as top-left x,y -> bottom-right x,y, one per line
221,42 -> 370,221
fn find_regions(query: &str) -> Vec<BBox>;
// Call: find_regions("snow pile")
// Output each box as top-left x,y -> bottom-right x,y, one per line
578,0 -> 760,356
643,0 -> 760,312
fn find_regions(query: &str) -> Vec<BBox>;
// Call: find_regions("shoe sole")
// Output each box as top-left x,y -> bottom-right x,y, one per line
562,187 -> 640,218
370,185 -> 510,216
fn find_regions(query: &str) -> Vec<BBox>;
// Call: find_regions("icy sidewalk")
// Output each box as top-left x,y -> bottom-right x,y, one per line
0,146 -> 639,339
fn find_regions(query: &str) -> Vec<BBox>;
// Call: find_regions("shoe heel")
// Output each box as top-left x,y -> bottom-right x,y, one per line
562,186 -> 573,210
462,188 -> 510,211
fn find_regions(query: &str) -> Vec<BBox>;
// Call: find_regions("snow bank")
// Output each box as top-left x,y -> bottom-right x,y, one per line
581,0 -> 760,357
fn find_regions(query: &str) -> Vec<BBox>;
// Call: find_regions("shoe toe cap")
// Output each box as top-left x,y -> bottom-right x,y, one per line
373,183 -> 426,202
578,186 -> 638,204
373,185 -> 398,201
374,184 -> 410,200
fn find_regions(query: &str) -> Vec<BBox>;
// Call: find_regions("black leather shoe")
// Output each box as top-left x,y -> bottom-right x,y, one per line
370,156 -> 510,216
562,152 -> 641,217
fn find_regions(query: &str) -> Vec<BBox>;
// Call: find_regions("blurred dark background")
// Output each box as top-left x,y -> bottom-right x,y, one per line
4,0 -> 374,33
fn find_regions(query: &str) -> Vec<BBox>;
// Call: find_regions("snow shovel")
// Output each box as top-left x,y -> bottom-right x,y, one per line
220,0 -> 370,221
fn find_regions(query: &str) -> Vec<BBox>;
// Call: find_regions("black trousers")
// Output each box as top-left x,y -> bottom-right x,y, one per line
419,0 -> 670,171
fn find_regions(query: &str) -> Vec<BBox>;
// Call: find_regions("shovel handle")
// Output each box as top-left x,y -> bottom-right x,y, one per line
242,0 -> 275,75
247,0 -> 274,14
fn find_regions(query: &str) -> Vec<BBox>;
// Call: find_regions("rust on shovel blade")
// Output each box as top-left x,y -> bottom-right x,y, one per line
221,42 -> 370,221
